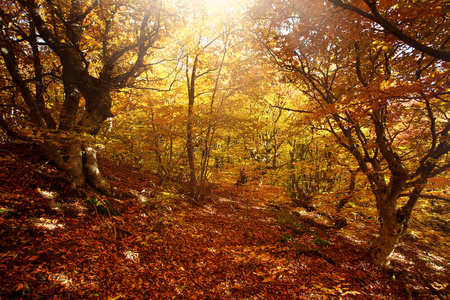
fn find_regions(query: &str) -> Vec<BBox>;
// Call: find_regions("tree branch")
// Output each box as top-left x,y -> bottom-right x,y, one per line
270,104 -> 313,114
399,193 -> 450,203
328,0 -> 450,62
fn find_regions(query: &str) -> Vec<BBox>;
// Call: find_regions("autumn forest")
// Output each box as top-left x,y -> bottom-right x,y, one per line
0,0 -> 449,298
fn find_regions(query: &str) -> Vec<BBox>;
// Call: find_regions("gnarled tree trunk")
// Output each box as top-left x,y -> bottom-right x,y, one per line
65,139 -> 85,191
369,195 -> 406,267
6,0 -> 161,197
84,145 -> 112,196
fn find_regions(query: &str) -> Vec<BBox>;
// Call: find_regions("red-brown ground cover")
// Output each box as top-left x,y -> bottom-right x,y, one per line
0,143 -> 448,299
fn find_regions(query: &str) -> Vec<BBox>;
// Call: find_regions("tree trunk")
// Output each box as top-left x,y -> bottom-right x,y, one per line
78,79 -> 114,135
186,54 -> 199,199
369,174 -> 408,267
66,139 -> 85,190
59,74 -> 81,132
369,206 -> 404,267
2,0 -> 162,199
84,145 -> 112,196
40,136 -> 113,196
187,115 -> 196,199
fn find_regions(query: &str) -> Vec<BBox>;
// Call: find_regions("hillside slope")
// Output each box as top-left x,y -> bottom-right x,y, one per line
0,142 -> 448,299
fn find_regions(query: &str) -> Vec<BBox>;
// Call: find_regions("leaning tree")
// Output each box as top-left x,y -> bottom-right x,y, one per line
251,0 -> 450,266
0,0 -> 166,195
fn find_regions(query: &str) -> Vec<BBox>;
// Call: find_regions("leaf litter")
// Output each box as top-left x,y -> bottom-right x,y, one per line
0,143 -> 449,299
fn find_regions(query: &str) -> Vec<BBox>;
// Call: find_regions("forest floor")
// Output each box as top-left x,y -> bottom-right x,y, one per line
0,142 -> 449,299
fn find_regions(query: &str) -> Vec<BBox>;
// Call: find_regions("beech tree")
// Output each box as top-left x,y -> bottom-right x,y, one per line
251,0 -> 450,266
0,0 -> 164,195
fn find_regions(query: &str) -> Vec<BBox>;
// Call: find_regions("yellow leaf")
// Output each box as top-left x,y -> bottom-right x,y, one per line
342,291 -> 361,295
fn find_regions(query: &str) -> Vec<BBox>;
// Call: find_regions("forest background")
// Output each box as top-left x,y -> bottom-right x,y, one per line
0,0 -> 449,296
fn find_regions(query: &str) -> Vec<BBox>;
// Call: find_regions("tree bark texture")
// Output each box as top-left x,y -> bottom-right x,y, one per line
84,145 -> 112,196
186,54 -> 199,199
66,139 -> 85,190
369,186 -> 407,267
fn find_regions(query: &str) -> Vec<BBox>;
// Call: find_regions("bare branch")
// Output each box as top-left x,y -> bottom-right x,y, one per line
270,104 -> 313,114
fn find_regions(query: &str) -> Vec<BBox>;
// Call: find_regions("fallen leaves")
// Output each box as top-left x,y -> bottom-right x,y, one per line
0,144 -> 449,299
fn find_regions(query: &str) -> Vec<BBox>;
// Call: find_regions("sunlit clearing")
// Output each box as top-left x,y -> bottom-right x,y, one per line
49,201 -> 88,215
251,205 -> 267,210
217,197 -> 237,203
124,250 -> 140,263
48,273 -> 72,288
37,189 -> 57,199
391,252 -> 407,263
340,232 -> 364,245
201,204 -> 216,215
418,252 -> 448,272
49,201 -> 64,212
31,218 -> 64,230
130,189 -> 151,203
138,194 -> 148,202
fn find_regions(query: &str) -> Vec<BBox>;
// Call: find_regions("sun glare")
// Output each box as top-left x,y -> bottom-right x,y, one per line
205,0 -> 234,6
202,0 -> 241,14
